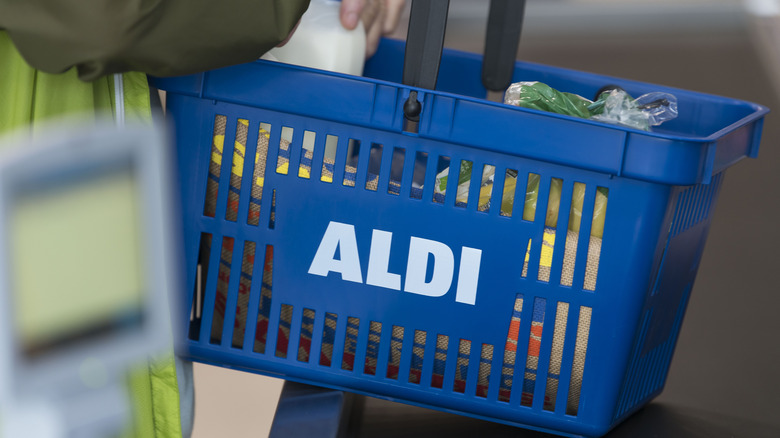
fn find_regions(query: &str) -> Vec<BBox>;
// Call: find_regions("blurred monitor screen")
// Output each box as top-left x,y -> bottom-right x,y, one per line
10,162 -> 145,359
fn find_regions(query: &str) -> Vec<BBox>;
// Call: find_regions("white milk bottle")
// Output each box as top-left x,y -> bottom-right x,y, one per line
264,0 -> 367,76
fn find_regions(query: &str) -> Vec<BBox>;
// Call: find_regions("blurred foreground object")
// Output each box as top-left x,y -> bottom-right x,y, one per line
0,120 -> 178,438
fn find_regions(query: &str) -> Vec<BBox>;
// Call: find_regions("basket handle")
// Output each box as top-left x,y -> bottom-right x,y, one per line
401,0 -> 526,131
482,0 -> 526,93
402,0 -> 450,131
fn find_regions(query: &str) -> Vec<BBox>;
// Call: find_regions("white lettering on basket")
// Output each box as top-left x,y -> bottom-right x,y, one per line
308,221 -> 482,305
308,221 -> 363,283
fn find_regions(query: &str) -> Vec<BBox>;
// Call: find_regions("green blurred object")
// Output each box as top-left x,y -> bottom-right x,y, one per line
1,31 -> 183,438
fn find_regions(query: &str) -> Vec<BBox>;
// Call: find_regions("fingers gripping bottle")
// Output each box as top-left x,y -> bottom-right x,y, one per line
264,0 -> 367,76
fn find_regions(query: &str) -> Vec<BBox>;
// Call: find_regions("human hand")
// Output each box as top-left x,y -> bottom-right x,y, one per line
340,0 -> 406,57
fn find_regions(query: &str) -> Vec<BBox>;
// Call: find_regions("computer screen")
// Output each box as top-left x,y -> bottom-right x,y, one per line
10,161 -> 146,359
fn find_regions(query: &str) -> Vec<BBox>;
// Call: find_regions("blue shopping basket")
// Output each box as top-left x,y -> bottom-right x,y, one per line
151,24 -> 768,438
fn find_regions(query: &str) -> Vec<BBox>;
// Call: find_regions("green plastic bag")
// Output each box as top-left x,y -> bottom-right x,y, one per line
504,81 -> 678,132
503,81 -> 593,119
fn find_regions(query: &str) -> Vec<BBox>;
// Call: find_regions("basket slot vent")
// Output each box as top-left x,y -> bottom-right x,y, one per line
320,134 -> 339,183
493,295 -> 586,411
210,236 -> 235,345
561,183 -> 586,287
521,238 -> 532,279
477,164 -> 496,212
699,179 -> 715,226
431,334 -> 449,389
275,127 -> 294,176
253,245 -> 275,354
268,189 -> 277,229
685,185 -> 699,231
298,130 -> 316,179
432,156 -> 450,204
365,143 -> 383,191
544,302 -> 570,411
275,304 -> 293,358
669,188 -> 686,237
499,294 -> 524,402
566,306 -> 592,416
231,240 -> 256,349
343,139 -> 361,187
386,325 -> 404,379
680,186 -> 696,233
247,123 -> 272,226
363,321 -> 383,375
520,181 -> 605,291
691,184 -> 706,231
454,160 -> 472,208
319,312 -> 338,366
226,119 -> 249,222
189,232 -> 213,341
388,147 -> 405,195
297,308 -> 316,363
520,174 -> 542,278
616,285 -> 691,419
342,317 -> 361,371
204,114 -> 227,218
500,169 -> 519,217
689,184 -> 704,231
538,178 -> 563,283
671,174 -> 722,237
706,174 -> 723,222
410,152 -> 428,199
453,339 -> 471,393
476,343 -> 494,398
521,297 -> 547,407
409,330 -> 427,383
522,173 -> 540,222
583,188 -> 608,291
616,309 -> 652,417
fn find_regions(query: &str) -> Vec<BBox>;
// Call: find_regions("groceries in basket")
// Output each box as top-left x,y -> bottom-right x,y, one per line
206,122 -> 603,413
504,81 -> 678,131
434,165 -> 608,239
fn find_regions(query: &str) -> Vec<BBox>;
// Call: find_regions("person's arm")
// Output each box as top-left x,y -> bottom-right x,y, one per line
0,0 -> 310,81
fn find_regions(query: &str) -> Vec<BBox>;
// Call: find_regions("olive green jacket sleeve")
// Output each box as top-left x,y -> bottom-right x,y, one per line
0,0 -> 310,81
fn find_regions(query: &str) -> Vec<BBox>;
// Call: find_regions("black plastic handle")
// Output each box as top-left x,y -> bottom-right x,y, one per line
403,0 -> 450,90
402,0 -> 449,130
401,0 -> 526,129
482,0 -> 526,92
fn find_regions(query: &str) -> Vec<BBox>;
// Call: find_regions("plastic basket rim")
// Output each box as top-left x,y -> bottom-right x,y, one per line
239,39 -> 769,144
150,38 -> 769,187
